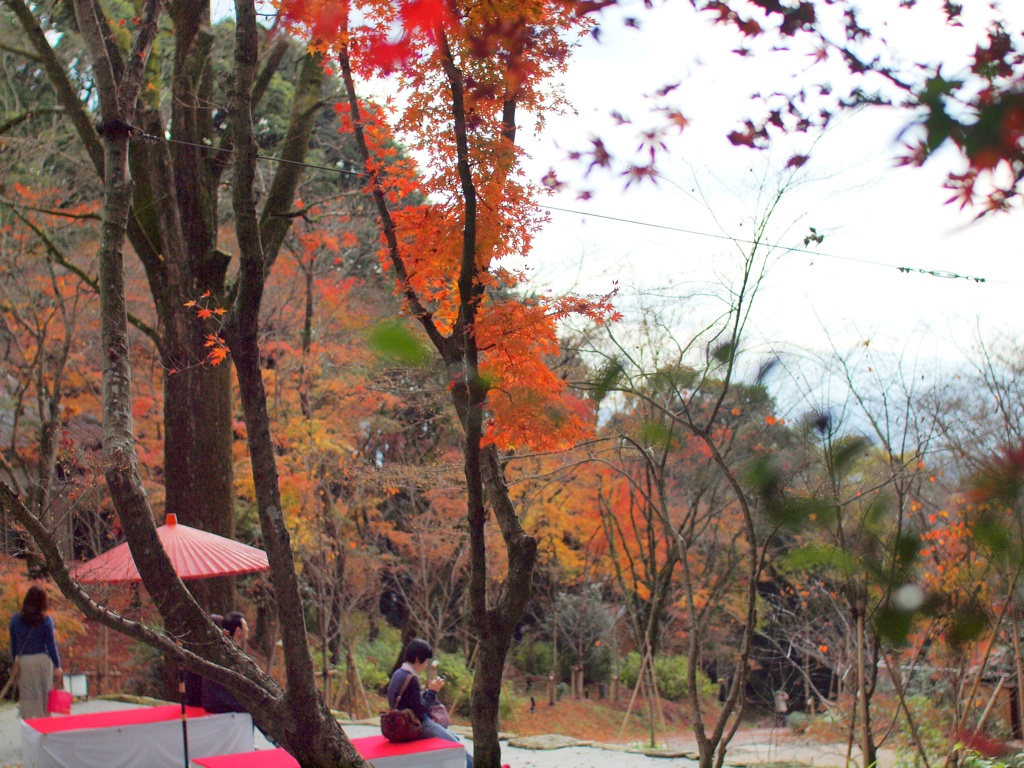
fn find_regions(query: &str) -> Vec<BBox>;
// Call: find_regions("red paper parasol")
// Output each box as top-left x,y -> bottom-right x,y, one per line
71,514 -> 269,583
70,514 -> 268,768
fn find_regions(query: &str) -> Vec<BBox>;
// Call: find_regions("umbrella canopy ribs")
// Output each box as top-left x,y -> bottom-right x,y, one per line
71,514 -> 270,583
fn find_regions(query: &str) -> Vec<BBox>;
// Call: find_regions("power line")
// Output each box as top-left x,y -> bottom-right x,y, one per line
138,131 -> 365,179
130,130 -> 1019,287
541,204 -> 1018,287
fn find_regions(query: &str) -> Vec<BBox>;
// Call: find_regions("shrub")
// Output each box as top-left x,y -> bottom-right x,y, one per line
618,652 -> 709,701
787,711 -> 809,733
353,652 -> 390,694
433,651 -> 471,710
513,638 -> 553,676
548,589 -> 615,684
353,628 -> 402,693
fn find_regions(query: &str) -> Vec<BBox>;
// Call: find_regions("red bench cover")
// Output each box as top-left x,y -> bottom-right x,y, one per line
193,747 -> 298,768
353,735 -> 463,758
25,705 -> 208,734
193,736 -> 462,768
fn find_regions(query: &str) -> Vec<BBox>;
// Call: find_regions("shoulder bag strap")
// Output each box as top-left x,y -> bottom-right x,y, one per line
395,671 -> 415,706
15,624 -> 36,659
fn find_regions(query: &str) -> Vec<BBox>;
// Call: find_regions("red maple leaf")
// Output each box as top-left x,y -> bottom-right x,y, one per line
400,0 -> 450,36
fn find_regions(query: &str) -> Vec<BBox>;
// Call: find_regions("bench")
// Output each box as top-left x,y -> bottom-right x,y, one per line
21,705 -> 253,768
193,735 -> 465,768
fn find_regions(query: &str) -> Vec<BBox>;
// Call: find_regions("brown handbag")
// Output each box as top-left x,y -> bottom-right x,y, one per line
380,673 -> 422,743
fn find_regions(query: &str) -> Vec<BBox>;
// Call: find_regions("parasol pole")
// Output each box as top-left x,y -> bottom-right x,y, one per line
176,642 -> 190,768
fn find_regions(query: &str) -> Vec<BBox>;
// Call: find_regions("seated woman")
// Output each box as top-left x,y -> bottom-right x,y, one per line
386,638 -> 473,768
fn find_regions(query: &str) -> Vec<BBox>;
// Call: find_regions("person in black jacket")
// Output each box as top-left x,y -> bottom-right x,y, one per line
201,612 -> 248,714
386,638 -> 473,768
184,614 -> 223,707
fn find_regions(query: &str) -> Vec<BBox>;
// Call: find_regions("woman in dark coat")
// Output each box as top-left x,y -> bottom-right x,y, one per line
386,638 -> 473,768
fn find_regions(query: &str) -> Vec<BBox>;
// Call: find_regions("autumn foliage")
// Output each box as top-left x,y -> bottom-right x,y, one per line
275,0 -> 618,455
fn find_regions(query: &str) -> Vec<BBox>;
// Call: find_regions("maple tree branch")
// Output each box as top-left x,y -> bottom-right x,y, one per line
72,0 -> 119,125
481,445 -> 537,624
121,0 -> 160,110
3,0 -> 105,174
0,196 -> 161,347
437,27 -> 482,343
0,106 -> 65,135
433,27 -> 494,636
224,6 -> 362,760
89,0 -> 127,85
0,39 -> 38,59
69,0 -> 230,723
11,0 -> 161,277
259,50 -> 326,270
335,46 -> 449,357
251,35 -> 290,111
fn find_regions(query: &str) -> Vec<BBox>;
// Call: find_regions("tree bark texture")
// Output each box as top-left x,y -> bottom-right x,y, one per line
7,0 -> 324,612
1,0 -> 372,763
223,1 -> 368,763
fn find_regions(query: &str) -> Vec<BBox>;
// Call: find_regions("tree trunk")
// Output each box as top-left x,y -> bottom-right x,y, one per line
336,19 -> 539,765
164,361 -> 236,610
0,0 -> 369,760
856,609 -> 877,768
7,0 -> 323,614
222,2 -> 369,763
471,631 -> 512,766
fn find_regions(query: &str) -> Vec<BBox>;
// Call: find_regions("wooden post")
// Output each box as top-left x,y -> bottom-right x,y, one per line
618,644 -> 653,740
1012,612 -> 1024,739
974,676 -> 1006,738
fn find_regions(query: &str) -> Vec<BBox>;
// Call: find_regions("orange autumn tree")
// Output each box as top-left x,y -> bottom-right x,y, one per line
276,1 -> 614,763
0,183 -> 104,559
250,207 -> 467,671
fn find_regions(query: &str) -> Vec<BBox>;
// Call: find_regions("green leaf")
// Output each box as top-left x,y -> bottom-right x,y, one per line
829,434 -> 870,477
639,418 -> 672,449
590,358 -> 625,404
648,364 -> 697,393
768,493 -> 835,529
781,543 -> 859,576
861,494 -> 891,532
367,321 -> 432,367
893,532 -> 921,574
744,457 -> 835,527
877,601 -> 914,646
972,509 -> 1011,556
948,602 -> 989,649
712,341 -> 736,365
743,456 -> 784,503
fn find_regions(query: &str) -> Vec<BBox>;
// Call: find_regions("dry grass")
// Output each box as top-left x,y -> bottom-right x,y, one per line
498,694 -> 697,745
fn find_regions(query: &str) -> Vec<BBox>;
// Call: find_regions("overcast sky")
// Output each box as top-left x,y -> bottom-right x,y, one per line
239,0 -> 1023,379
509,0 -> 1024,370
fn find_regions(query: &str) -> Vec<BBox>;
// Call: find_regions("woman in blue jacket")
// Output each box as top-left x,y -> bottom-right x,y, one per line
9,586 -> 62,718
386,638 -> 473,768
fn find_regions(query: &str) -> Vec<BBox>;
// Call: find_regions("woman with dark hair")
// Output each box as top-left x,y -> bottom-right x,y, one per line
386,638 -> 473,768
8,585 -> 62,718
